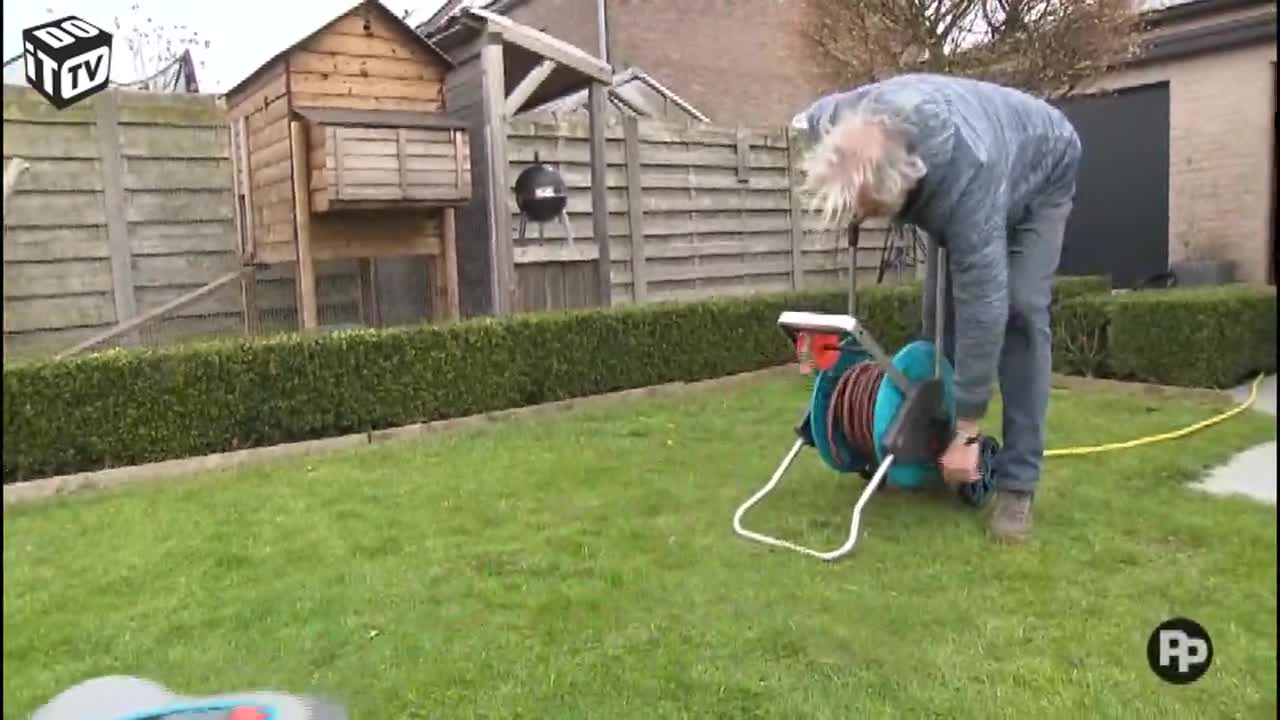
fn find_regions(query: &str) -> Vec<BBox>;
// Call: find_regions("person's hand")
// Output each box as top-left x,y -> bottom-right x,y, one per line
939,419 -> 982,488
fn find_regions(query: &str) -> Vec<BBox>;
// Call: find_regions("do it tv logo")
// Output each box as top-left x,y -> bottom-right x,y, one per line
22,15 -> 113,110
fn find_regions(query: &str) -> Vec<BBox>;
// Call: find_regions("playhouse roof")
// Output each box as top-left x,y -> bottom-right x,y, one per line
527,66 -> 710,123
222,0 -> 454,101
424,6 -> 612,114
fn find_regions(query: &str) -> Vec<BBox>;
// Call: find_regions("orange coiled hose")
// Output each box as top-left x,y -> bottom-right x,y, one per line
825,360 -> 886,467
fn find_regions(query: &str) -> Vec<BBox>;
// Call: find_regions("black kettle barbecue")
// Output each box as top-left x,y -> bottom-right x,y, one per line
513,152 -> 573,243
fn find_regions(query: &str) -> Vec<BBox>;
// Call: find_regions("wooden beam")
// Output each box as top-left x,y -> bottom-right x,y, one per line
470,9 -> 612,84
355,260 -> 368,324
229,122 -> 247,255
428,253 -> 443,321
480,33 -> 514,316
396,128 -> 410,200
57,268 -> 253,358
241,268 -> 259,335
622,115 -> 647,303
231,93 -> 255,332
588,82 -> 611,306
505,59 -> 557,117
418,172 -> 461,323
94,90 -> 138,343
236,115 -> 256,259
442,206 -> 461,320
229,117 -> 257,334
332,127 -> 347,201
356,258 -> 381,327
290,120 -> 319,330
454,130 -> 467,191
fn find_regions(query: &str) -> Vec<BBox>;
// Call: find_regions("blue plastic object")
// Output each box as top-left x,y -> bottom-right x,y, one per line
115,703 -> 276,719
31,675 -> 342,720
807,339 -> 956,490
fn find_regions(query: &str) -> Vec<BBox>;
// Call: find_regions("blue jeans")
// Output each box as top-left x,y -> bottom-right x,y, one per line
921,198 -> 1073,494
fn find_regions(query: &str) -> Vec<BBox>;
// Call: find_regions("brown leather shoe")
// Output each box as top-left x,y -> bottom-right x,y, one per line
987,490 -> 1034,543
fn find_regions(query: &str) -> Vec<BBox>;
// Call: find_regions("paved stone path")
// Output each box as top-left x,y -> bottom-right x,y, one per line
1191,375 -> 1276,506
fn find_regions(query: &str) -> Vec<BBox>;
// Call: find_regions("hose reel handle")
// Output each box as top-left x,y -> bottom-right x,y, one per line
847,222 -> 860,316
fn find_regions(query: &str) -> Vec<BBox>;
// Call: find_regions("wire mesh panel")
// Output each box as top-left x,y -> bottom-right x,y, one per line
246,260 -> 363,335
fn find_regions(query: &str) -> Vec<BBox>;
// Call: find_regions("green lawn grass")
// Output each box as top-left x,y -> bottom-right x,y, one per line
3,374 -> 1276,719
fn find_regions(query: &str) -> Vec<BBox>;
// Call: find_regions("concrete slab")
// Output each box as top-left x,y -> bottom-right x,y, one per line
1192,441 -> 1277,506
1192,374 -> 1277,505
1230,374 -> 1276,416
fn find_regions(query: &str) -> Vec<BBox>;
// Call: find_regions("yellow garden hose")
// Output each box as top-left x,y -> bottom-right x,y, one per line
1044,373 -> 1268,458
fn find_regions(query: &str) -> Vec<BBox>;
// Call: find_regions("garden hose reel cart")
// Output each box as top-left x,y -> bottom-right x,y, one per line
732,224 -> 998,561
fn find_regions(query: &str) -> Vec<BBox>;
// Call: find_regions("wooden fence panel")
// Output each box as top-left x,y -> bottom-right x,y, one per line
504,111 -> 910,313
4,89 -> 922,354
506,114 -> 631,309
4,87 -> 117,353
2,86 -> 359,357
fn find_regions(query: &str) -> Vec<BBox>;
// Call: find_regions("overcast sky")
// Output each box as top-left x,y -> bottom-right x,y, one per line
3,0 -> 1190,93
3,0 -> 448,93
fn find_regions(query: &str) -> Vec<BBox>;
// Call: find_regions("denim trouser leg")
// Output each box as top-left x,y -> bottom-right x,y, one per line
994,199 -> 1071,493
919,197 -> 1071,494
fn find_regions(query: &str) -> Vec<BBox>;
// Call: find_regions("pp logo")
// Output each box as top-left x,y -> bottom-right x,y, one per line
1146,617 -> 1213,684
22,16 -> 113,110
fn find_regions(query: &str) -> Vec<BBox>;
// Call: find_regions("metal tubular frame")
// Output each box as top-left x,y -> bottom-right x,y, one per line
731,225 -> 948,561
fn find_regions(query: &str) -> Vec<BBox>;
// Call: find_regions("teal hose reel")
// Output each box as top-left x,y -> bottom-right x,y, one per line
809,336 -> 955,488
733,227 -> 998,561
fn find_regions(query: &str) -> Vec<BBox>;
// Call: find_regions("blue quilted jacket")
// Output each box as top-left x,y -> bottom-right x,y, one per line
799,73 -> 1082,419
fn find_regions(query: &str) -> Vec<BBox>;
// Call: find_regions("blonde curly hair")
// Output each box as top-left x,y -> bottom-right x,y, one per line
798,109 -> 927,227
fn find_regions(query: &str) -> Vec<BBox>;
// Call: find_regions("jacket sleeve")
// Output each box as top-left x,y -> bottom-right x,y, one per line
945,206 -> 1008,421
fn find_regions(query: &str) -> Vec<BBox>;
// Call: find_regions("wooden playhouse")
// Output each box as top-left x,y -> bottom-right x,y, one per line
222,0 -> 470,329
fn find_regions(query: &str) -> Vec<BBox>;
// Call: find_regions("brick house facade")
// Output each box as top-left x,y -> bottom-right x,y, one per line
1079,0 -> 1277,285
420,0 -> 844,127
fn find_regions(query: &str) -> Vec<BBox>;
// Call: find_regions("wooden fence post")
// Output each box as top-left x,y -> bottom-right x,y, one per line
622,115 -> 647,303
94,89 -> 139,343
228,117 -> 259,335
289,120 -> 318,330
480,34 -> 514,316
588,82 -> 612,306
785,128 -> 806,290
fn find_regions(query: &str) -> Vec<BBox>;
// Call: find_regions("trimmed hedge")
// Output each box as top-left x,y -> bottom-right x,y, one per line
1054,284 -> 1277,388
0,277 -> 1107,484
1052,274 -> 1112,303
13,273 -> 1265,485
1,291 -> 831,483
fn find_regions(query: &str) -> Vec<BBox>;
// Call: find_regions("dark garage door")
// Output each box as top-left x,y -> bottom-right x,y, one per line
1052,81 -> 1170,288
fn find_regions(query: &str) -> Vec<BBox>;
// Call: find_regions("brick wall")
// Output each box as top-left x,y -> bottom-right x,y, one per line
503,0 -> 843,127
1082,41 -> 1276,285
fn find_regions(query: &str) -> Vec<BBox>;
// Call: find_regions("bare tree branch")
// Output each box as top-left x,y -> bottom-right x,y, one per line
108,2 -> 210,83
805,0 -> 1145,98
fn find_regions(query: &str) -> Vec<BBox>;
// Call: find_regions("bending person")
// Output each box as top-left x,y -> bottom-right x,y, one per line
793,73 -> 1082,543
